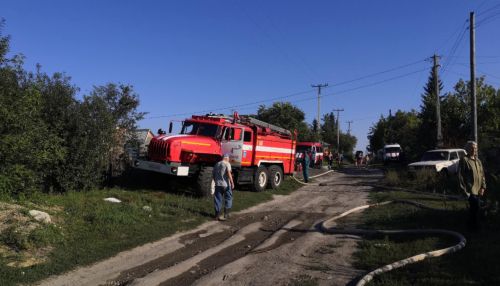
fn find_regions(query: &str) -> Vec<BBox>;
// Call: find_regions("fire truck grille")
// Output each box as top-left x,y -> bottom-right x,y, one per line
148,139 -> 168,161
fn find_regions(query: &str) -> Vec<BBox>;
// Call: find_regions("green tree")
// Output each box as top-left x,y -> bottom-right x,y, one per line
321,112 -> 337,145
367,110 -> 420,161
0,22 -> 145,194
417,68 -> 444,153
320,112 -> 357,154
0,27 -> 65,195
341,133 -> 357,154
367,115 -> 387,153
256,102 -> 314,141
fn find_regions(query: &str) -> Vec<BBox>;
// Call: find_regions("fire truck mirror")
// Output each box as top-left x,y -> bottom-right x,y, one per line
168,122 -> 173,134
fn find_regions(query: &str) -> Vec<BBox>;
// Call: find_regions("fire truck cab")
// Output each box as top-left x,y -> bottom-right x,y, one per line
296,142 -> 324,168
134,113 -> 296,196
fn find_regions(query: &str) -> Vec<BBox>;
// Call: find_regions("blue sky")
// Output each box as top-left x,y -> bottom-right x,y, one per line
2,0 -> 500,151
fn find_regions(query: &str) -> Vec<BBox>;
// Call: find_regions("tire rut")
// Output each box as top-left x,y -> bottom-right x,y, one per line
106,211 -> 302,286
158,212 -> 325,286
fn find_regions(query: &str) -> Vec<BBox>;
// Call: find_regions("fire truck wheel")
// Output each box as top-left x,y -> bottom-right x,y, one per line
253,166 -> 269,192
268,165 -> 284,189
197,166 -> 213,197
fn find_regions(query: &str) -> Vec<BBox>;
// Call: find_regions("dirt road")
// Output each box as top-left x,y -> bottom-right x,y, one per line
39,168 -> 382,286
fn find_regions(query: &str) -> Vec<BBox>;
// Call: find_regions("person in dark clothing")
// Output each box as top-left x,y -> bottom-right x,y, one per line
327,151 -> 334,170
458,141 -> 486,231
301,151 -> 310,183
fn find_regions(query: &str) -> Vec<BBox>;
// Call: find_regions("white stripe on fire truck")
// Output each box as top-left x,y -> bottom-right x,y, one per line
255,146 -> 295,154
242,145 -> 253,151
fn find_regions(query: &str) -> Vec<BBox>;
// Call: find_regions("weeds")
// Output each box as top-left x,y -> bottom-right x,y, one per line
0,177 -> 301,286
354,190 -> 500,285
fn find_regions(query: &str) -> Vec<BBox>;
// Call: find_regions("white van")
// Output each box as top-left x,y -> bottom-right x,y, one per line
383,144 -> 402,163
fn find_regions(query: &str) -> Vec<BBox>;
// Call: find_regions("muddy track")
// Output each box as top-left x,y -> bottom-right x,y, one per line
40,167 -> 382,286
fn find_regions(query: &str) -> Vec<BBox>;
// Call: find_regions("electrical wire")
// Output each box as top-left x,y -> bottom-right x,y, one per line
441,22 -> 468,79
477,2 -> 500,16
325,59 -> 427,88
146,89 -> 315,119
146,60 -> 428,119
476,11 -> 500,27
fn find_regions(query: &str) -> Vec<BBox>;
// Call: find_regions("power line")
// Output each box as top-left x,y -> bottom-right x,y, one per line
146,60 -> 428,119
475,0 -> 489,14
324,59 -> 427,88
445,69 -> 500,87
477,2 -> 500,16
333,108 -> 344,151
441,22 -> 468,79
346,120 -> 353,134
321,68 -> 429,99
311,83 -> 328,134
476,11 -> 500,27
146,88 -> 315,119
284,68 -> 428,108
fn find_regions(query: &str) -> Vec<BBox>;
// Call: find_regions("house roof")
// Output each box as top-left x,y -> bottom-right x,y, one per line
134,129 -> 153,143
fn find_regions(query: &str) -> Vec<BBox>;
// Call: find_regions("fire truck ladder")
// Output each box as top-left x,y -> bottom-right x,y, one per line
238,116 -> 292,136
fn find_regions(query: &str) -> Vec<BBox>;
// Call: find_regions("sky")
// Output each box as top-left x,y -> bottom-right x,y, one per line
1,0 -> 500,151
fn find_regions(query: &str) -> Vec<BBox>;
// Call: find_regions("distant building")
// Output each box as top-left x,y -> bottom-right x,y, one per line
128,129 -> 154,159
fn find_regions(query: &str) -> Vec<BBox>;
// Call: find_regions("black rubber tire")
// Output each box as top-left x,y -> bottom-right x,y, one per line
253,166 -> 269,192
268,165 -> 284,190
197,166 -> 213,198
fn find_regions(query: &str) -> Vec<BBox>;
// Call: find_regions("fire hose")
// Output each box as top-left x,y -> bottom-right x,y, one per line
291,169 -> 335,185
319,200 -> 466,286
291,169 -> 467,284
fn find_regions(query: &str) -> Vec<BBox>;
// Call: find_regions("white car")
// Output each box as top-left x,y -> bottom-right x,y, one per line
408,149 -> 467,175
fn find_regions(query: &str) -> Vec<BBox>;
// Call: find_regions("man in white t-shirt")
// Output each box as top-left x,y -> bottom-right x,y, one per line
212,153 -> 235,221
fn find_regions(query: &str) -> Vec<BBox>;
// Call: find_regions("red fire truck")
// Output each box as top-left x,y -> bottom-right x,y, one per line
296,142 -> 324,168
134,113 -> 296,196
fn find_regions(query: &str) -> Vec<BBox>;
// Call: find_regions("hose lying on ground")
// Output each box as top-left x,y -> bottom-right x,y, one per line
291,169 -> 335,185
319,200 -> 467,286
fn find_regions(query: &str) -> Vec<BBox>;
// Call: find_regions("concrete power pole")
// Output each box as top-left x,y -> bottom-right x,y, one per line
470,11 -> 478,143
346,120 -> 353,135
333,109 -> 344,152
432,54 -> 443,148
311,83 -> 328,135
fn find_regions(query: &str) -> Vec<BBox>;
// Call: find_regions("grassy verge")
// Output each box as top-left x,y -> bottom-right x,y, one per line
0,174 -> 301,286
353,188 -> 500,285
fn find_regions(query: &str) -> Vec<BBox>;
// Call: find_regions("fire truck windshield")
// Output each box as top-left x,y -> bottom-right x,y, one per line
181,122 -> 219,137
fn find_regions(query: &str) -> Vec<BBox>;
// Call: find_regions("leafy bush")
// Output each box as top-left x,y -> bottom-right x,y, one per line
384,170 -> 401,186
0,22 -> 144,195
413,169 -> 440,191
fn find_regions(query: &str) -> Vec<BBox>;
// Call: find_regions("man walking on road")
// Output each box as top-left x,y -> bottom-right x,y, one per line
458,141 -> 487,231
213,153 -> 235,221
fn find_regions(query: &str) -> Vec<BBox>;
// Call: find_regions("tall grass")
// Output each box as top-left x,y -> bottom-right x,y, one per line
354,190 -> 500,285
0,178 -> 301,286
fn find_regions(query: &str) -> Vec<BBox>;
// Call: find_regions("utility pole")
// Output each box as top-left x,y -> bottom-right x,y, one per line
332,108 -> 344,152
346,120 -> 353,135
432,54 -> 443,148
470,11 -> 478,143
311,83 -> 328,135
